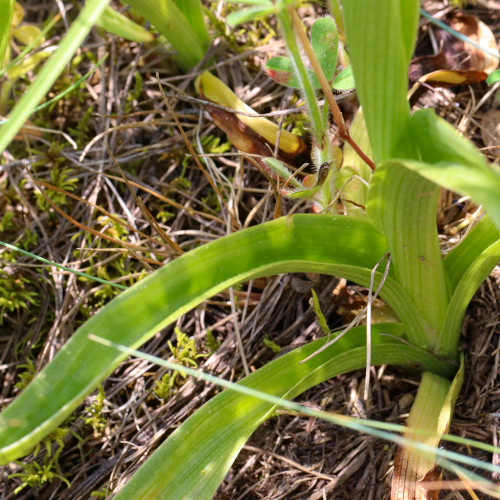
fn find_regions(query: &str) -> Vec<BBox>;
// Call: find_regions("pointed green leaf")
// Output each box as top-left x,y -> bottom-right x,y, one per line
409,109 -> 500,230
96,6 -> 154,43
115,324 -> 454,500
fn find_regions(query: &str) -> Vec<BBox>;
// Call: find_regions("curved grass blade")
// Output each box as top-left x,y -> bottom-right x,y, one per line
113,324 -> 454,500
0,214 -> 431,464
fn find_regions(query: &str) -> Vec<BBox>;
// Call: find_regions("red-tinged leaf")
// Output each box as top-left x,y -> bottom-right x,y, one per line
265,56 -> 301,88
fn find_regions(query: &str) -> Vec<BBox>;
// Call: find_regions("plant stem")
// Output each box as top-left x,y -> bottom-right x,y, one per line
278,7 -> 328,158
290,8 -> 375,171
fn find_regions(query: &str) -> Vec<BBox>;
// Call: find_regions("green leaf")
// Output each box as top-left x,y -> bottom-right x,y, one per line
342,0 -> 418,162
0,214 -> 435,464
444,215 -> 500,292
311,16 -> 337,82
115,324 -> 454,500
367,164 -> 449,346
337,107 -> 372,215
0,0 -> 15,67
122,0 -> 208,70
265,17 -> 338,90
332,65 -> 354,90
172,0 -> 209,49
227,6 -> 276,27
487,68 -> 500,85
409,109 -> 500,231
265,55 -> 302,88
439,238 -> 500,354
96,6 -> 154,43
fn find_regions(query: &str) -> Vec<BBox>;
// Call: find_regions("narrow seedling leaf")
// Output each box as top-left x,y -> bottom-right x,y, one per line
227,6 -> 276,27
96,6 -> 154,43
310,289 -> 332,336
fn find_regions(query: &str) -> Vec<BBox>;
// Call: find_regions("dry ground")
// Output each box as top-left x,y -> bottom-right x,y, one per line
0,1 -> 499,499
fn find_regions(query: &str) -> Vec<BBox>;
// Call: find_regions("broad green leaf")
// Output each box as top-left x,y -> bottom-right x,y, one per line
0,0 -> 14,67
367,164 -> 449,346
96,6 -> 154,43
444,215 -> 500,291
115,324 -> 454,500
439,238 -> 500,354
342,0 -> 418,162
0,215 -> 434,464
411,109 -> 493,172
123,0 -> 207,70
172,0 -> 209,49
409,109 -> 500,230
332,65 -> 354,90
0,0 -> 111,156
311,16 -> 337,82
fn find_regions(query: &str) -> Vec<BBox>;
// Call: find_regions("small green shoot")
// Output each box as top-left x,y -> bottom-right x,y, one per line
309,288 -> 332,337
154,327 -> 211,399
263,335 -> 281,354
84,386 -> 107,435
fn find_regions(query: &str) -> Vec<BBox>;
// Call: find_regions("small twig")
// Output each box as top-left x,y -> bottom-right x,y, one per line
290,8 -> 375,171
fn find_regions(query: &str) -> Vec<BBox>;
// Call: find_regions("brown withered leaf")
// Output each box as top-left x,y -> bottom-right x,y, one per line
409,12 -> 499,104
202,101 -> 312,171
436,12 -> 499,74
